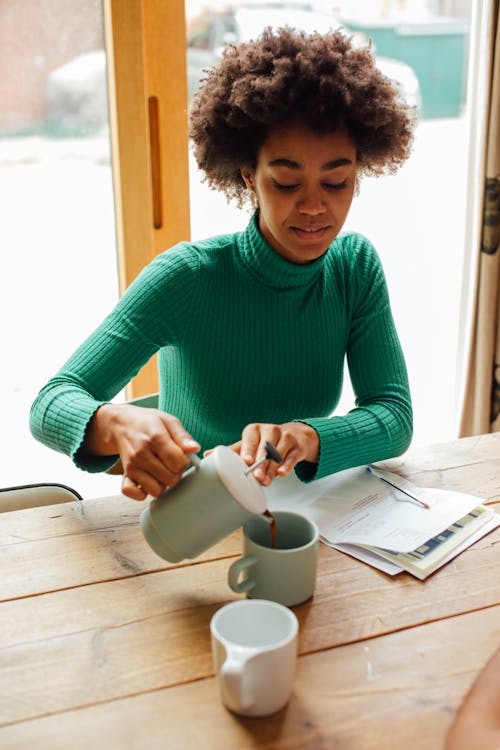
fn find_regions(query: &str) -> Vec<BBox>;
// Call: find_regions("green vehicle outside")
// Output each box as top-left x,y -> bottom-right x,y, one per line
338,15 -> 469,119
187,5 -> 422,113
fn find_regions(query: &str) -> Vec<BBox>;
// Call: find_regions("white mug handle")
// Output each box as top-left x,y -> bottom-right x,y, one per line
220,652 -> 254,711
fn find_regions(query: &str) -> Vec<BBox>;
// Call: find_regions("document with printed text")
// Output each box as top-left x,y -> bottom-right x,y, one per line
266,466 -> 499,579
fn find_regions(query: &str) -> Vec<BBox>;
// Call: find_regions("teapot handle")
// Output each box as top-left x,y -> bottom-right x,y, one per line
188,452 -> 202,470
143,451 -> 202,504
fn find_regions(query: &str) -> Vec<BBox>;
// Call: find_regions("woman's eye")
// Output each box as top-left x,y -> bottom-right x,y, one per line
272,180 -> 299,192
272,179 -> 349,192
323,179 -> 348,191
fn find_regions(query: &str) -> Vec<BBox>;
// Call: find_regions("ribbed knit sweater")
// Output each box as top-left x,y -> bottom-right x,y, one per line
30,213 -> 412,482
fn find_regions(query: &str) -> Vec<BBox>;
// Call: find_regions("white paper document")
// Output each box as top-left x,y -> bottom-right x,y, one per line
328,514 -> 500,577
265,465 -> 491,553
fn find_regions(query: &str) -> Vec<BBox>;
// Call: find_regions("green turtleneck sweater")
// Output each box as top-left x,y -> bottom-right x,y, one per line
30,213 -> 412,482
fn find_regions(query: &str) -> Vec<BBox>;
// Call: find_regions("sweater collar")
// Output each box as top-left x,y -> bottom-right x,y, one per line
237,212 -> 326,289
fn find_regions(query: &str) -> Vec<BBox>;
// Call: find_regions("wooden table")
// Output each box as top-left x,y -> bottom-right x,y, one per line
1,434 -> 500,749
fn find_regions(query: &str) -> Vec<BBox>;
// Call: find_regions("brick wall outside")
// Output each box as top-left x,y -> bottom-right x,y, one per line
0,0 -> 104,132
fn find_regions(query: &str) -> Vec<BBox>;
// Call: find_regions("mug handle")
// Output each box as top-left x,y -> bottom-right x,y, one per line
220,652 -> 254,711
228,555 -> 257,594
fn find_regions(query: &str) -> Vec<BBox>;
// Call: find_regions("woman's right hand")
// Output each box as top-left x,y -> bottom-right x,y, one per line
84,403 -> 200,500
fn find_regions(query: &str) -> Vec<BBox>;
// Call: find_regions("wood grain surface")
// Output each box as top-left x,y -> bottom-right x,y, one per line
1,434 -> 499,748
1,606 -> 498,749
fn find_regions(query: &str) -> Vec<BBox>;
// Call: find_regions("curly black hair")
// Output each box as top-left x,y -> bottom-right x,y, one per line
189,27 -> 416,206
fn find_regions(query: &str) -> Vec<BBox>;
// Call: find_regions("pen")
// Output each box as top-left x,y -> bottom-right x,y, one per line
368,466 -> 430,509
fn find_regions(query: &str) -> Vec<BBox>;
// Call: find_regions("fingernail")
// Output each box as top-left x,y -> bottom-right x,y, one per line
185,439 -> 200,448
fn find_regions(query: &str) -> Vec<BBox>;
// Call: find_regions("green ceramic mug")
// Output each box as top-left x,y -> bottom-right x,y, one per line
228,511 -> 319,607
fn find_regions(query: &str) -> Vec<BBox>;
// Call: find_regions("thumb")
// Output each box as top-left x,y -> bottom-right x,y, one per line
160,414 -> 200,453
204,440 -> 242,458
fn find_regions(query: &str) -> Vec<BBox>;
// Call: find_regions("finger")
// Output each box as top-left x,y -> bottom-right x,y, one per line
239,425 -> 262,465
276,450 -> 299,476
121,475 -> 148,501
144,419 -> 200,479
267,438 -> 301,481
276,448 -> 303,477
257,430 -> 304,485
122,439 -> 189,490
161,414 -> 200,454
241,424 -> 283,468
248,427 -> 282,483
255,455 -> 284,485
126,456 -> 191,497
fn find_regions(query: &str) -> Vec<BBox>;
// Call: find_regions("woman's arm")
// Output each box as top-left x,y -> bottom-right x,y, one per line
295,235 -> 413,482
84,403 -> 200,499
445,646 -> 500,750
30,246 -> 200,476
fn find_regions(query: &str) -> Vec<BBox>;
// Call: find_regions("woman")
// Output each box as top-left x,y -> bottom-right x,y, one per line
445,646 -> 500,749
30,28 -> 415,500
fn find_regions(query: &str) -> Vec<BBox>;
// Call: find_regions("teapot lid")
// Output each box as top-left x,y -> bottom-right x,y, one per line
213,445 -> 267,515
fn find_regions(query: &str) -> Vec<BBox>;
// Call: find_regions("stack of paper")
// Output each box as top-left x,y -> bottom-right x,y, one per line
265,465 -> 500,579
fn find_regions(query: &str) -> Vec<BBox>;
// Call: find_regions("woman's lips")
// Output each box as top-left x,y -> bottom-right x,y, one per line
291,225 -> 330,240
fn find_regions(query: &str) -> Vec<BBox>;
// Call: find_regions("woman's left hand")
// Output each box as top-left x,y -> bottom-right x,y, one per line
206,422 -> 320,486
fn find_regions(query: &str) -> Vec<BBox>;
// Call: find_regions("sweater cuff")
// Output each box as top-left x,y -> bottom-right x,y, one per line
294,459 -> 319,483
296,408 -> 412,482
71,401 -> 120,474
291,419 -> 320,483
74,445 -> 121,474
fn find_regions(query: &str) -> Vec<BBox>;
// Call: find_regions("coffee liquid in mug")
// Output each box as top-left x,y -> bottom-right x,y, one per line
263,510 -> 277,548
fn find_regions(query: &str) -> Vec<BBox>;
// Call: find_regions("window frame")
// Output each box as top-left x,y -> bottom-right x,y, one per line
103,0 -> 190,398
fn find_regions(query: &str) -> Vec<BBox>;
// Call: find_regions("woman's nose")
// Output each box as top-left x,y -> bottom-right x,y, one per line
297,189 -> 326,215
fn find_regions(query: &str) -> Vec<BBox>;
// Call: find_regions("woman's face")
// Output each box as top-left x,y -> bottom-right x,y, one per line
241,121 -> 357,264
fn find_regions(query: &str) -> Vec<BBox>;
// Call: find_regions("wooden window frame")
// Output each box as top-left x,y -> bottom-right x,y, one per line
103,0 -> 190,398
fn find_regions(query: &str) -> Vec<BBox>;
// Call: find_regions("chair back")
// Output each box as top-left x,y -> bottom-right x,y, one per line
0,483 -> 83,513
128,393 -> 159,409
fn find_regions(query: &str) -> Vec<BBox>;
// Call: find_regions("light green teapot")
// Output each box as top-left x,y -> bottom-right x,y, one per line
140,444 -> 280,563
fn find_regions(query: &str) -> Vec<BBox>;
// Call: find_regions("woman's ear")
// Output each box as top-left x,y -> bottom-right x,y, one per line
240,167 -> 255,191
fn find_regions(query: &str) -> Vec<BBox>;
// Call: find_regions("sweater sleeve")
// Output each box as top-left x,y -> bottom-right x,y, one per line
295,235 -> 412,482
29,245 -> 200,472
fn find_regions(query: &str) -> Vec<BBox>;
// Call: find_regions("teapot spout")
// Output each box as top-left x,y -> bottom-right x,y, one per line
262,510 -> 274,524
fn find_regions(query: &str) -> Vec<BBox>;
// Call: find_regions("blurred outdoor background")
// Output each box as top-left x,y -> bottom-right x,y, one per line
0,0 -> 475,498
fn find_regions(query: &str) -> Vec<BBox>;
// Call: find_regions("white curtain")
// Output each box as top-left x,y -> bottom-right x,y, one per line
460,1 -> 500,435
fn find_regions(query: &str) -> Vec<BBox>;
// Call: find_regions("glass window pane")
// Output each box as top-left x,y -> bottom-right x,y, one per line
0,0 -> 121,497
185,0 -> 474,447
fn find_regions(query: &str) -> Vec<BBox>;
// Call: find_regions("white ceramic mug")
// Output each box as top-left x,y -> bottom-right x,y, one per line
210,599 -> 298,717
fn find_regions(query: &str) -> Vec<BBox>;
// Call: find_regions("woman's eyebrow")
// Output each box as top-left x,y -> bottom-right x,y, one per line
268,157 -> 353,170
